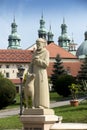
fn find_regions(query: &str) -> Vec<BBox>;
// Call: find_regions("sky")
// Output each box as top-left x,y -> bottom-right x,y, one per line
0,0 -> 87,49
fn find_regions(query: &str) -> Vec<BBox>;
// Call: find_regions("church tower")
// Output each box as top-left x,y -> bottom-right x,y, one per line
7,18 -> 21,49
58,18 -> 70,51
69,33 -> 77,55
47,25 -> 54,44
38,13 -> 47,40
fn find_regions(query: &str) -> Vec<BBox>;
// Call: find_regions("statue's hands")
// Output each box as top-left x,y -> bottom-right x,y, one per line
33,56 -> 39,64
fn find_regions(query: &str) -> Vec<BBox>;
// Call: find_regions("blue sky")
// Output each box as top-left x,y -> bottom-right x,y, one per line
0,0 -> 87,49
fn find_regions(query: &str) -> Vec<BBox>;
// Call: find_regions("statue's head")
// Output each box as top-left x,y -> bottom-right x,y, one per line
36,38 -> 47,51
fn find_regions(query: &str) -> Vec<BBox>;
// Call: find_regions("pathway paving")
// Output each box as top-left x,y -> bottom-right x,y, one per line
0,97 -> 85,118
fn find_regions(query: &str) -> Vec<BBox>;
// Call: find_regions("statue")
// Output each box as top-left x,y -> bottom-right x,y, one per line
25,38 -> 50,109
24,73 -> 35,108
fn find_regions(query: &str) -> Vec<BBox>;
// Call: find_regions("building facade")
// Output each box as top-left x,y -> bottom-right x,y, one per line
0,17 -> 83,93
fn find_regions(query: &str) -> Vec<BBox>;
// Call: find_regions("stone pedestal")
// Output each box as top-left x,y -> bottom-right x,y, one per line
20,108 -> 62,130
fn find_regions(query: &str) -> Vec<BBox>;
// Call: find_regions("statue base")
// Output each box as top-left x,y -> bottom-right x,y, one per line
20,108 -> 62,130
23,108 -> 55,115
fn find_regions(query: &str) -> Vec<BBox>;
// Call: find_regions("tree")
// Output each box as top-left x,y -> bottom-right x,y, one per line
77,55 -> 87,91
50,54 -> 77,97
51,54 -> 65,90
56,74 -> 76,97
0,78 -> 16,109
77,55 -> 87,80
0,72 -> 4,79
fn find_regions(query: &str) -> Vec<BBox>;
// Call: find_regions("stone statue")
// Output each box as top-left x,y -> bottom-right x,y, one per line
24,73 -> 35,108
27,38 -> 50,109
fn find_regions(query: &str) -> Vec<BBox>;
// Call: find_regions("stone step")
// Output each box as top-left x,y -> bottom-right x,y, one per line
50,123 -> 87,130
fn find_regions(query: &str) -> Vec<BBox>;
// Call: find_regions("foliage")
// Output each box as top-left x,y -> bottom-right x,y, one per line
0,78 -> 16,109
78,55 -> 87,80
55,74 -> 77,97
23,72 -> 27,85
77,55 -> 87,94
50,92 -> 61,101
0,72 -> 4,78
51,54 -> 65,90
68,83 -> 81,100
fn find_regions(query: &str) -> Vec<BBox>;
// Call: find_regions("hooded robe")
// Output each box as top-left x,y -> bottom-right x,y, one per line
29,47 -> 50,108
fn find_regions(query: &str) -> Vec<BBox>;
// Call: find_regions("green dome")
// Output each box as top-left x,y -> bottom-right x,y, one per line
7,18 -> 21,49
38,27 -> 47,33
76,30 -> 87,57
85,31 -> 87,35
76,40 -> 87,57
8,33 -> 20,40
59,34 -> 70,41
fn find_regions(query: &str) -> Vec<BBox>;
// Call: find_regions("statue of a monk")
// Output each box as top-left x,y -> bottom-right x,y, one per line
28,38 -> 50,108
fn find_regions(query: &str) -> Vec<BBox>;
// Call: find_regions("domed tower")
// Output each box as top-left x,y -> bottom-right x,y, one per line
76,30 -> 87,58
38,13 -> 47,40
7,18 -> 21,49
58,18 -> 70,51
47,25 -> 54,44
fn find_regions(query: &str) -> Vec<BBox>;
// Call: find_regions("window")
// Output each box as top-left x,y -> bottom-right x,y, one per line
6,72 -> 9,78
6,65 -> 9,68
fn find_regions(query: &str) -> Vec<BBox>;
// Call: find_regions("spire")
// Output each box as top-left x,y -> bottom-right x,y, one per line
7,18 -> 21,49
61,17 -> 67,34
71,33 -> 74,43
11,16 -> 17,34
38,13 -> 47,40
84,27 -> 87,40
47,24 -> 54,44
63,17 -> 65,24
41,12 -> 43,19
58,18 -> 70,51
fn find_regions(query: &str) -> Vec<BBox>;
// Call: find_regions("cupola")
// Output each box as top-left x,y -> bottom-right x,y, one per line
58,18 -> 70,51
38,13 -> 47,40
7,17 -> 21,49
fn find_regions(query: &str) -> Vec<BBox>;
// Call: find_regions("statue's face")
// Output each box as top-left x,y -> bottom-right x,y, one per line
36,41 -> 43,51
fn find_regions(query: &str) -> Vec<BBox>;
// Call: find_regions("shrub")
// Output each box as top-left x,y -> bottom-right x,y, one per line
0,78 -> 16,109
68,83 -> 81,100
55,74 -> 77,97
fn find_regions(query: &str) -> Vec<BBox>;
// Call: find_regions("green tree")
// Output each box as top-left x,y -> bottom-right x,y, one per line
56,74 -> 76,97
51,54 -> 65,91
0,78 -> 16,109
0,72 -> 4,79
77,55 -> 87,80
77,55 -> 87,91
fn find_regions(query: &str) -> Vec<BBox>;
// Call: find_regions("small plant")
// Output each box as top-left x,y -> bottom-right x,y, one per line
68,83 -> 80,100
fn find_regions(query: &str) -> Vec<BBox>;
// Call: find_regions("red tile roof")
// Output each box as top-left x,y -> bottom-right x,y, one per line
0,44 -> 77,63
0,49 -> 33,63
63,62 -> 82,77
46,43 -> 77,59
0,44 -> 81,78
47,61 -> 82,77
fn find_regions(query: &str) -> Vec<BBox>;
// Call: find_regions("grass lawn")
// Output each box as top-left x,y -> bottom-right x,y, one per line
54,102 -> 87,123
0,101 -> 87,129
0,115 -> 23,129
0,92 -> 87,129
